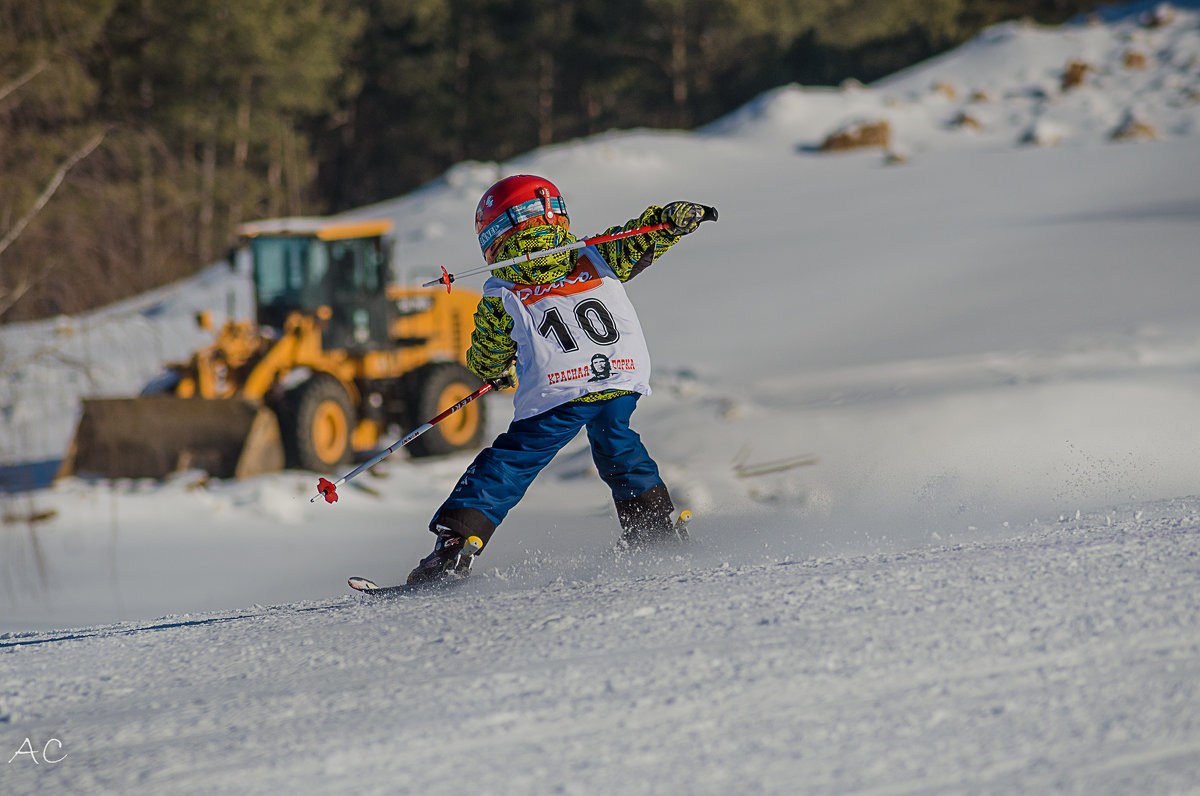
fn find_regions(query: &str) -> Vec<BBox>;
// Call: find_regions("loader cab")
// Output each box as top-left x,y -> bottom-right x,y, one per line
239,218 -> 396,351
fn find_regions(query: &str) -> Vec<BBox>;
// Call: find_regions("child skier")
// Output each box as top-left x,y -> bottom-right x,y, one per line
409,174 -> 714,584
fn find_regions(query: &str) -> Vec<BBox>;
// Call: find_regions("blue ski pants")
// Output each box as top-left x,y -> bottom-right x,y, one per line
436,393 -> 663,528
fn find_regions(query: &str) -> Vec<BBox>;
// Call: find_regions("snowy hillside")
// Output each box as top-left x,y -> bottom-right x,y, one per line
4,499 -> 1199,794
2,4 -> 1200,792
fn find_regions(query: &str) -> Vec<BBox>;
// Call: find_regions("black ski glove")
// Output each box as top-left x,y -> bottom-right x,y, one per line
661,201 -> 714,235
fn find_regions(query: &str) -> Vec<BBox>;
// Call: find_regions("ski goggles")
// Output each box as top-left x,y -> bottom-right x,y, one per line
478,195 -> 569,253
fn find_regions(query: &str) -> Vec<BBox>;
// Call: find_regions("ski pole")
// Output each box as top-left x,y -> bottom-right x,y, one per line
426,206 -> 718,291
423,222 -> 671,292
312,381 -> 494,504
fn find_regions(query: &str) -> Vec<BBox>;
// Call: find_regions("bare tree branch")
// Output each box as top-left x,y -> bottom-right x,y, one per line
0,128 -> 107,259
0,59 -> 49,104
0,260 -> 62,322
0,276 -> 35,320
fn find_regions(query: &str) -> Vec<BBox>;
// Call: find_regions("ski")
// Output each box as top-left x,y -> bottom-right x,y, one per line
347,574 -> 468,596
350,513 -> 690,594
348,535 -> 483,596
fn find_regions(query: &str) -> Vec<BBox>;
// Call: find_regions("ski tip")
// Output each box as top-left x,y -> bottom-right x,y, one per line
348,576 -> 381,592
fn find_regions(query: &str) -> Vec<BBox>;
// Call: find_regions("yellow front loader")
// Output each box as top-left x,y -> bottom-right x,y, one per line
61,218 -> 487,480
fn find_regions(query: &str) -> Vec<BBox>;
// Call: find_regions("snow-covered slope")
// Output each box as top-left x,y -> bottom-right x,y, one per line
2,6 -> 1200,792
4,500 -> 1199,794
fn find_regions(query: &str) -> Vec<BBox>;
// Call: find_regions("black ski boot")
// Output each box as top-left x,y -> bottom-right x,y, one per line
407,531 -> 471,584
616,483 -> 687,549
408,508 -> 496,584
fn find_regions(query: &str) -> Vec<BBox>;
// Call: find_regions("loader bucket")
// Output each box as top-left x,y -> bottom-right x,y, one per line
60,397 -> 285,480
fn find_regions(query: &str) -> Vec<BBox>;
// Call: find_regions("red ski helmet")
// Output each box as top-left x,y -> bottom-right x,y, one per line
475,175 -> 569,264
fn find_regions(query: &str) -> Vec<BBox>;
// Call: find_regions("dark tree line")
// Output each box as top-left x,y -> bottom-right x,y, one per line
1,0 -> 1093,323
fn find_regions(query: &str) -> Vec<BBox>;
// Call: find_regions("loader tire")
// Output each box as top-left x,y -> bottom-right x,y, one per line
405,363 -> 487,458
282,375 -> 355,472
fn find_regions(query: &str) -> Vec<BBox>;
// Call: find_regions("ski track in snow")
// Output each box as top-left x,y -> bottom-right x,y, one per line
3,499 -> 1200,794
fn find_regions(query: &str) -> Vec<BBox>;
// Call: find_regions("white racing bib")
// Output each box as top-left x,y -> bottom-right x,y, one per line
483,247 -> 652,420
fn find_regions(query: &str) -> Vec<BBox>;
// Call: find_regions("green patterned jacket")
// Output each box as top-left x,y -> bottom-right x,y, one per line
465,206 -> 684,401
